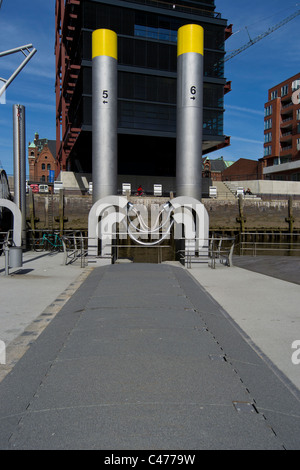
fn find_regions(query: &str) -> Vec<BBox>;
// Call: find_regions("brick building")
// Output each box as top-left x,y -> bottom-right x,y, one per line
203,156 -> 233,181
263,72 -> 300,181
222,158 -> 264,181
28,133 -> 56,183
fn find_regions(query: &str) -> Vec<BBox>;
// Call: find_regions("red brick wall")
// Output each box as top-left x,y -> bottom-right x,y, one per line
222,158 -> 262,181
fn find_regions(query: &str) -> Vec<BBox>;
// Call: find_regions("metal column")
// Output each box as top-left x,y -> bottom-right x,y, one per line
13,104 -> 26,245
92,29 -> 118,203
176,24 -> 204,201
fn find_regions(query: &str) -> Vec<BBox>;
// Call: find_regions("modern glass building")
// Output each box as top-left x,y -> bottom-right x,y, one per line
55,0 -> 231,182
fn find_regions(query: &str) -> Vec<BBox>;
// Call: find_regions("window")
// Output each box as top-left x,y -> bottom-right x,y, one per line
291,173 -> 300,181
264,118 -> 272,130
297,109 -> 300,120
264,105 -> 272,117
47,164 -> 51,170
41,163 -> 45,170
264,145 -> 272,156
281,85 -> 289,97
292,80 -> 300,91
271,90 -> 278,100
264,132 -> 272,143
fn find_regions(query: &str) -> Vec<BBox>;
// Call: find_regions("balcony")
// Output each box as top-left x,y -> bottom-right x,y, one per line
281,117 -> 293,129
281,130 -> 292,140
263,158 -> 300,175
281,100 -> 293,110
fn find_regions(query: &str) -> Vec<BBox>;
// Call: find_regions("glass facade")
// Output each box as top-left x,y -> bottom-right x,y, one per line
60,0 -> 228,174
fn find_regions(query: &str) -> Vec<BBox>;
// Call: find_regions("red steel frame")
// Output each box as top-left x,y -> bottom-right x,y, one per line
55,0 -> 81,176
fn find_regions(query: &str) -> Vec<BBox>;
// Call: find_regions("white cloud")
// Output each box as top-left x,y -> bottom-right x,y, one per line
226,105 -> 264,116
230,135 -> 263,144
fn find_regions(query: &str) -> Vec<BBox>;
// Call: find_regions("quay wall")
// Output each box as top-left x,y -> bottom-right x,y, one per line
26,194 -> 300,233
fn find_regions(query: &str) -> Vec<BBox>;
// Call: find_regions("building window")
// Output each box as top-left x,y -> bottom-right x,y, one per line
264,145 -> 272,156
134,24 -> 177,43
264,132 -> 272,143
281,85 -> 289,97
47,164 -> 51,170
41,163 -> 45,170
41,175 -> 45,182
297,109 -> 300,120
271,90 -> 278,100
292,80 -> 300,91
264,118 -> 272,130
264,105 -> 272,117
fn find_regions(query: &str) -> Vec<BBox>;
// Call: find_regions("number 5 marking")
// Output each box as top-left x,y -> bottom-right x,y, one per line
102,90 -> 108,103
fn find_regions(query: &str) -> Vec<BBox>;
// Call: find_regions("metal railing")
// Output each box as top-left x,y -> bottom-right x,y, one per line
127,0 -> 221,18
177,237 -> 235,269
238,232 -> 300,256
62,233 -> 88,267
0,230 -> 12,254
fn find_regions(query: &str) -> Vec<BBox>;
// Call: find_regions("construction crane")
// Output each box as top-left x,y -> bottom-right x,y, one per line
225,8 -> 300,62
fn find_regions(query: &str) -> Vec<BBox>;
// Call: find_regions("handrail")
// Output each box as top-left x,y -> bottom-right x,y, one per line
238,232 -> 300,256
177,236 -> 235,269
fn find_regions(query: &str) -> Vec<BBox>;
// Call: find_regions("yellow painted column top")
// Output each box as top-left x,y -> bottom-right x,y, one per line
177,24 -> 204,56
92,29 -> 117,59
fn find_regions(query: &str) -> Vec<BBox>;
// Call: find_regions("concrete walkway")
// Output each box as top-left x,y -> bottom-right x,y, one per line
0,256 -> 300,449
188,256 -> 300,393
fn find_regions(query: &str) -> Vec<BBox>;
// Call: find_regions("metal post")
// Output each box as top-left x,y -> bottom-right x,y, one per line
4,244 -> 9,276
92,29 -> 118,203
13,104 -> 26,246
176,24 -> 204,201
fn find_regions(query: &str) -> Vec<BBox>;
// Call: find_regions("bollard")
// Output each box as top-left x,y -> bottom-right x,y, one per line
4,245 -> 23,275
176,24 -> 204,200
92,29 -> 118,202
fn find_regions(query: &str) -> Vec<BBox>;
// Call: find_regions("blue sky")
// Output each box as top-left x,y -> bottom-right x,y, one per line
214,0 -> 300,162
0,0 -> 299,176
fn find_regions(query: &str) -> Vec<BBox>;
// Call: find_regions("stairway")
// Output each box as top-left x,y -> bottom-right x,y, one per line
222,181 -> 241,196
210,181 -> 236,200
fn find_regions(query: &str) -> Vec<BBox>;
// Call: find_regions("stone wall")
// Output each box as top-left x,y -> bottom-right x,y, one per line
204,198 -> 300,231
26,193 -> 300,233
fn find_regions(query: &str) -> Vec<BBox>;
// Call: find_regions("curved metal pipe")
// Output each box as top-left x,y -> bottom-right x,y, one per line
127,219 -> 174,246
